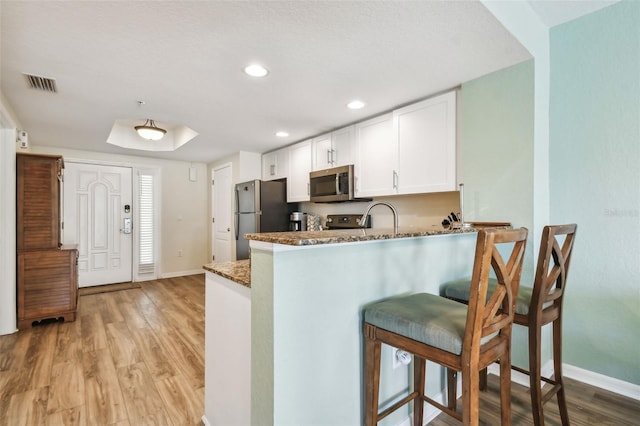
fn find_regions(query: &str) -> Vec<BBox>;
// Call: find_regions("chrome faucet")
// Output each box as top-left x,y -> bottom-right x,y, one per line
358,201 -> 398,234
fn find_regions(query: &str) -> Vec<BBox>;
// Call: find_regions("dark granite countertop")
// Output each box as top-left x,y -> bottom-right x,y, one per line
203,259 -> 251,288
204,224 -> 510,288
244,226 -> 484,246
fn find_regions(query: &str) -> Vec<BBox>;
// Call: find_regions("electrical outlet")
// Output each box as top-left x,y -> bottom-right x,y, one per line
392,346 -> 411,369
392,347 -> 400,369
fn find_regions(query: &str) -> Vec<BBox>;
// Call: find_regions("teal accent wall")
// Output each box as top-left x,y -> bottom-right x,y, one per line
550,1 -> 640,384
460,60 -> 536,367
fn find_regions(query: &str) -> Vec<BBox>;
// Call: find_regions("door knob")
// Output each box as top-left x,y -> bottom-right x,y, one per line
227,228 -> 231,232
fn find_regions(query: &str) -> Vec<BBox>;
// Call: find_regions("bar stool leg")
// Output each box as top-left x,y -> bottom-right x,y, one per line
529,321 -> 545,426
447,369 -> 457,411
554,316 -> 570,426
413,356 -> 426,426
500,350 -> 513,426
364,331 -> 381,426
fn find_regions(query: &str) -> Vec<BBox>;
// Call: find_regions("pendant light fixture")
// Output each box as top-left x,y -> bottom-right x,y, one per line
135,119 -> 166,141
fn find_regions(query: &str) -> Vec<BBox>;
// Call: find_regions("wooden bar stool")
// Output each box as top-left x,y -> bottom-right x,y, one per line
442,224 -> 577,426
363,228 -> 528,426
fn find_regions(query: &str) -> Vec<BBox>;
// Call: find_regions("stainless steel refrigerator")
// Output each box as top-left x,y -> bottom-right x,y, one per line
234,180 -> 289,260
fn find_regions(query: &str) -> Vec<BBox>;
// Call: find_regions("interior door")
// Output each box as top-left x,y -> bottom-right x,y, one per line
213,163 -> 232,262
63,162 -> 133,287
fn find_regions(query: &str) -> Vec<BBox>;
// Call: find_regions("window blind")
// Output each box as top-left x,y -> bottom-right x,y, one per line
138,173 -> 155,275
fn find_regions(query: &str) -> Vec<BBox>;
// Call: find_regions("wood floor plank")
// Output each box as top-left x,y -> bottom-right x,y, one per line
97,293 -> 125,324
80,312 -> 108,353
126,326 -> 176,381
0,369 -> 15,402
0,326 -> 32,373
155,375 -> 203,426
46,359 -> 84,414
0,332 -> 19,371
53,316 -> 83,365
115,300 -> 149,330
77,294 -> 100,316
6,386 -> 49,426
154,329 -> 205,390
116,362 -> 171,425
24,324 -> 58,390
45,405 -> 86,426
82,348 -> 127,425
105,321 -> 142,369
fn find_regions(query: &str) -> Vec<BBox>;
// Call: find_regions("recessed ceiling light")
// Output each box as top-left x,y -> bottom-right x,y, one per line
244,64 -> 269,77
347,100 -> 366,109
275,131 -> 289,137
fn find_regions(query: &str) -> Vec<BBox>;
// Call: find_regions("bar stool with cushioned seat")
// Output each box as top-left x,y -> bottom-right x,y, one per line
442,224 -> 577,426
363,228 -> 528,426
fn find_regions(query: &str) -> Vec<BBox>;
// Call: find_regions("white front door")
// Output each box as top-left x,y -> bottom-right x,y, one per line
212,163 -> 232,262
63,162 -> 133,287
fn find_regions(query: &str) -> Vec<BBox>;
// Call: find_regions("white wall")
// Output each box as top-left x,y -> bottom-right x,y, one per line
0,92 -> 20,335
208,151 -> 262,261
32,146 -> 209,278
0,129 -> 17,335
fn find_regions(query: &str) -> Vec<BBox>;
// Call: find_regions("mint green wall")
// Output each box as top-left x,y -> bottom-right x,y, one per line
460,61 -> 536,368
549,1 -> 640,384
460,60 -> 535,283
251,234 -> 479,425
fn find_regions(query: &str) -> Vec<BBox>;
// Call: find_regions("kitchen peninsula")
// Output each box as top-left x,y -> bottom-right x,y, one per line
204,226 -> 500,426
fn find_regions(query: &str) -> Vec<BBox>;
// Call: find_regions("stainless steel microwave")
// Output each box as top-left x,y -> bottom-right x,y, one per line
309,164 -> 356,202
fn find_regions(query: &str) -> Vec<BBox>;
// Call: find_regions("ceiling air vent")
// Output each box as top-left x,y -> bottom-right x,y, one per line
23,73 -> 58,93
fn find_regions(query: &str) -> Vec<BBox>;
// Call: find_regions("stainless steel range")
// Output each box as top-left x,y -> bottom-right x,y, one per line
325,214 -> 371,230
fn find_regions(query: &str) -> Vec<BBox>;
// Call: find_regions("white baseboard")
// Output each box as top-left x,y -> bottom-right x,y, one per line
159,269 -> 205,279
563,364 -> 640,401
487,361 -> 640,401
487,360 -> 555,388
201,415 -> 211,426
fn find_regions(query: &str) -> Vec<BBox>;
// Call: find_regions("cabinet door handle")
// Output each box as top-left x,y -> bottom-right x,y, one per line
330,149 -> 336,164
327,150 -> 332,165
393,170 -> 398,189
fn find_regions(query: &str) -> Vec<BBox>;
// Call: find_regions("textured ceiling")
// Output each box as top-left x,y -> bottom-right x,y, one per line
0,1 -> 613,164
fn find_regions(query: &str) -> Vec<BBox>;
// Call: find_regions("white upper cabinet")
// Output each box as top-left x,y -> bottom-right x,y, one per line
311,125 -> 355,171
262,147 -> 288,181
287,140 -> 312,202
311,133 -> 332,170
354,113 -> 396,197
354,90 -> 457,197
394,91 -> 457,194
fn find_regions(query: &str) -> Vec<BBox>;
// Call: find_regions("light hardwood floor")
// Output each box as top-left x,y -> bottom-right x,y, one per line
0,274 -> 205,426
2,274 -> 638,425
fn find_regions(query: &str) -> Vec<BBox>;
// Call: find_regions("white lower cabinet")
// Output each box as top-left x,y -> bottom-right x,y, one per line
287,140 -> 312,202
204,271 -> 251,426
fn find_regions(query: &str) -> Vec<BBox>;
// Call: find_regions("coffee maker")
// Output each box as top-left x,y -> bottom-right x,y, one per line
289,212 -> 307,231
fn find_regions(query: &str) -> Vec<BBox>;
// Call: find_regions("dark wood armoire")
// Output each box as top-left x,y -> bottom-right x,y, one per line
16,153 -> 78,329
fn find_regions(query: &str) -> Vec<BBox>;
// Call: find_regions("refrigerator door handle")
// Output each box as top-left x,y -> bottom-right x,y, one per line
234,188 -> 240,241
